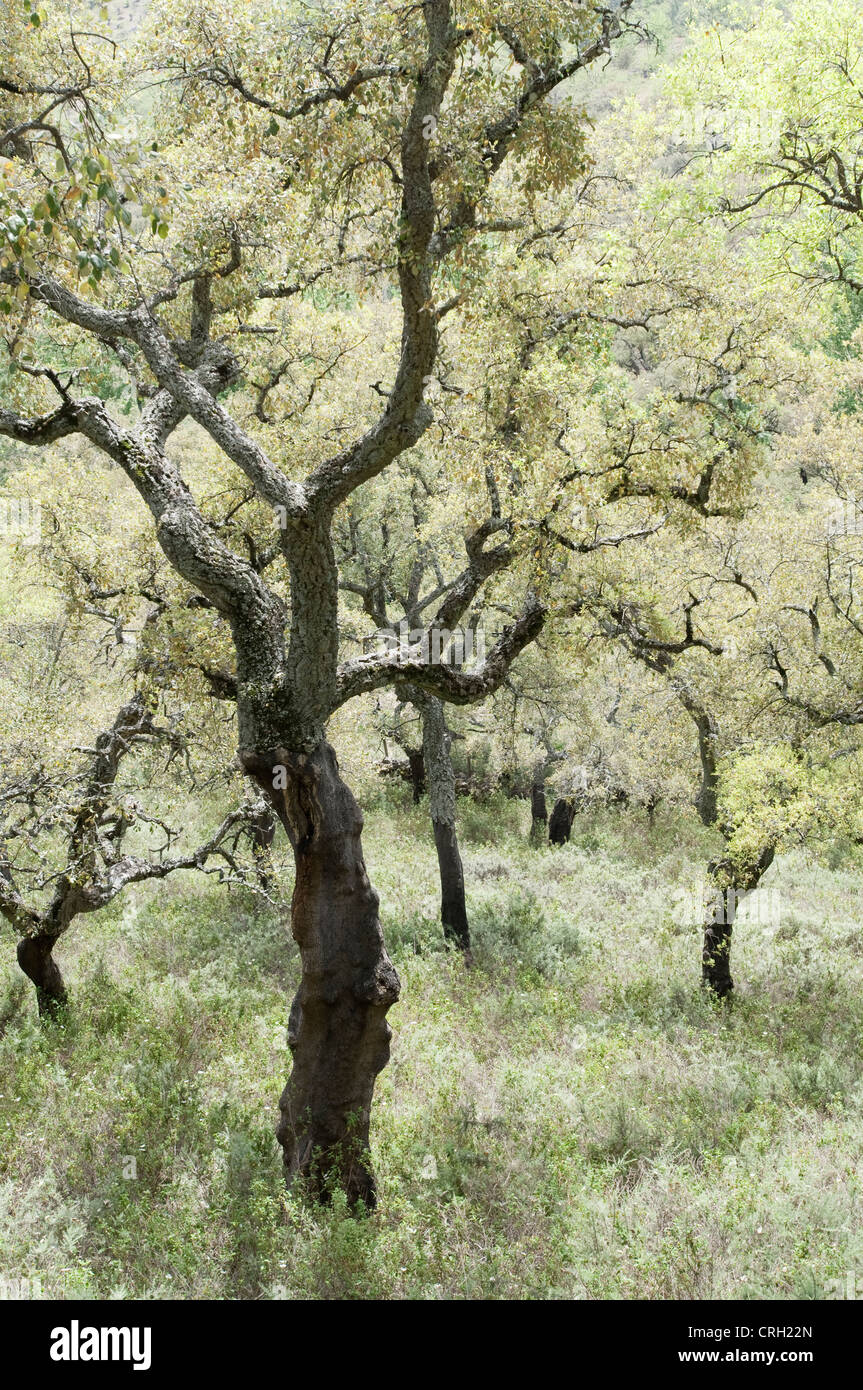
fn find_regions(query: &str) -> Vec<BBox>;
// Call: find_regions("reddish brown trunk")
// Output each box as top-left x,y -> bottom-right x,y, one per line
245,740 -> 399,1207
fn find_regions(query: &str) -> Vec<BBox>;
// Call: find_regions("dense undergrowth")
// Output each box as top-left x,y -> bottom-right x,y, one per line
1,792 -> 862,1300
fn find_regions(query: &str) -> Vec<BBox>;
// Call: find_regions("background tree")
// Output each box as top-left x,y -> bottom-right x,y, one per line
0,691 -> 262,1015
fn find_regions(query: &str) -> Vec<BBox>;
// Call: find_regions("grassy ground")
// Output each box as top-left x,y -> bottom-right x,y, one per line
1,792 -> 862,1300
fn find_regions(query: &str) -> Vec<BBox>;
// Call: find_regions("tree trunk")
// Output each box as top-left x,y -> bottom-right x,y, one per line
407,747 -> 425,804
701,912 -> 734,997
245,740 -> 399,1208
248,803 -> 277,890
530,779 -> 548,845
678,689 -> 719,828
549,797 -> 576,845
693,709 -> 719,827
431,819 -> 471,952
701,847 -> 775,997
420,696 -> 471,957
17,933 -> 67,1020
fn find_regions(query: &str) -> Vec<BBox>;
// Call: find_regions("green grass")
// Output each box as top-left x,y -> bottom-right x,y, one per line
1,796 -> 862,1300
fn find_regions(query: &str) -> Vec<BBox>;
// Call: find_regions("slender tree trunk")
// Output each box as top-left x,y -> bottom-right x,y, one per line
245,740 -> 399,1208
249,803 -> 277,890
679,690 -> 726,987
530,778 -> 548,845
678,689 -> 719,829
407,748 -> 425,804
420,695 -> 472,957
17,933 -> 67,1020
693,711 -> 719,827
701,911 -> 734,997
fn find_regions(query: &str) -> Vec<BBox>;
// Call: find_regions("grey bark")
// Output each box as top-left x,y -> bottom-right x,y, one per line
676,688 -> 719,828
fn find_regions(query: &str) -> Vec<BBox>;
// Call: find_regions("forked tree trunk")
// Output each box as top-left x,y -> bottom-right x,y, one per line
420,696 -> 471,957
245,740 -> 399,1208
17,933 -> 67,1020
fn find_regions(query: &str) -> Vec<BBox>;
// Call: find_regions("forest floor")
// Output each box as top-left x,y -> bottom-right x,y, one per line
1,792 -> 862,1300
